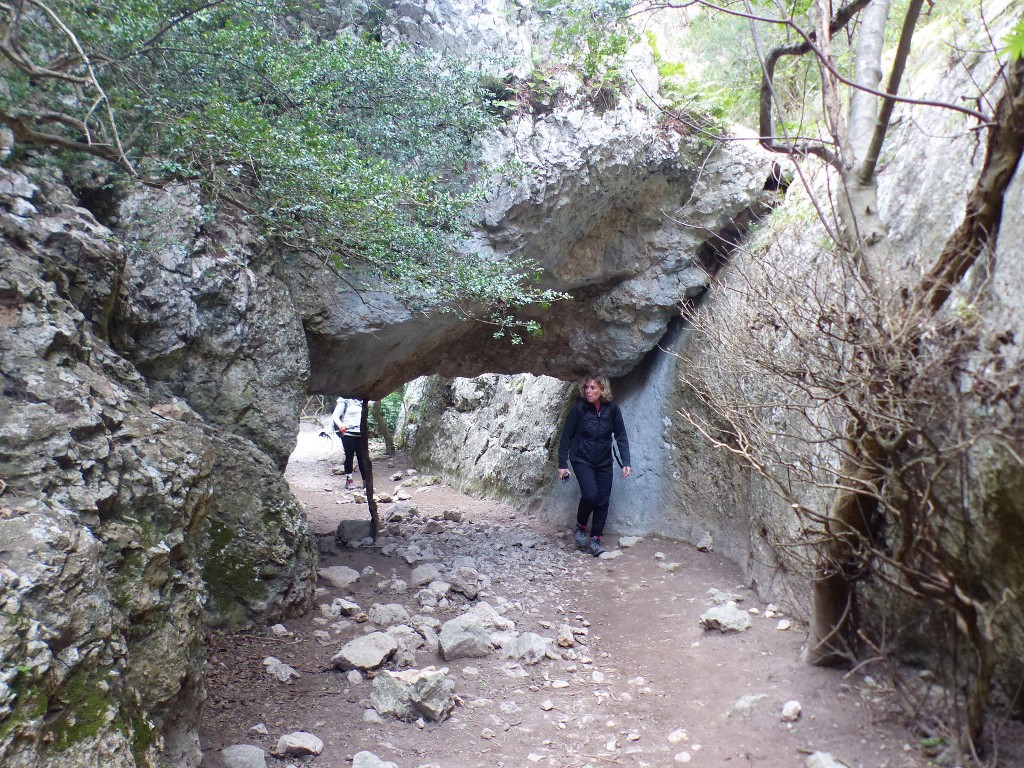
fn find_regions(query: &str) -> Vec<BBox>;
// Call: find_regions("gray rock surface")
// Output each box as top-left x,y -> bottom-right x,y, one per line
272,731 -> 324,757
332,632 -> 399,671
438,618 -> 494,661
370,668 -> 456,722
352,751 -> 399,768
320,565 -> 361,589
369,603 -> 412,627
0,167 -> 210,768
221,744 -> 268,768
700,605 -> 752,634
114,183 -> 316,629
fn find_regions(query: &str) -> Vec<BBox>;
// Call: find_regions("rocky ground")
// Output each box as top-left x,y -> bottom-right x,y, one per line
197,424 -> 1014,768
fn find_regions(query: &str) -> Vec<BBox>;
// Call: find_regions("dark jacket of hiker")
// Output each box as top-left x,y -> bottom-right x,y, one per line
558,398 -> 631,469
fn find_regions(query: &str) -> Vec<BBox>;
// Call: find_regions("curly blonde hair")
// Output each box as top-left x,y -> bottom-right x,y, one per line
578,373 -> 613,403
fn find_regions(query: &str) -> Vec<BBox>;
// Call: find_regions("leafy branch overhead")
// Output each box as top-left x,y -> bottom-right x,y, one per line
0,0 -> 558,314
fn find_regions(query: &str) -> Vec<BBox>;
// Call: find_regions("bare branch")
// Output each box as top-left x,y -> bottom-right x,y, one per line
856,0 -> 924,182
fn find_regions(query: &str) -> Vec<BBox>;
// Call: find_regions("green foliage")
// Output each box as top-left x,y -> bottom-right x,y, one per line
373,389 -> 405,434
0,0 -> 560,317
648,6 -> 826,132
535,0 -> 637,88
1005,19 -> 1024,61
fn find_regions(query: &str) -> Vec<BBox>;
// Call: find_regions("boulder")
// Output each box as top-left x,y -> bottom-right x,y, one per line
221,745 -> 267,768
438,618 -> 493,661
320,566 -> 361,590
410,563 -> 443,586
368,603 -> 411,627
505,633 -> 559,665
352,752 -> 399,768
331,632 -> 398,671
370,668 -> 456,722
272,732 -> 323,757
699,605 -> 752,633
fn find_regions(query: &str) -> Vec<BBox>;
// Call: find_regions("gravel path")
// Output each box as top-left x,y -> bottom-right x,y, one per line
198,424 -> 946,768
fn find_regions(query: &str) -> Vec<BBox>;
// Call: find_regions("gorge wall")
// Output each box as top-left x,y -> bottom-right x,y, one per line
398,1 -> 1024,708
6,1 -> 1020,766
0,2 -> 777,766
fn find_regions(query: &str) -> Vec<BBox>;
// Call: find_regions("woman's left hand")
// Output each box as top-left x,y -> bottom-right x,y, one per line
622,466 -> 632,478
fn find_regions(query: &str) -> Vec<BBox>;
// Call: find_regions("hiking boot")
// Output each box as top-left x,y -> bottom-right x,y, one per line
344,479 -> 356,491
574,527 -> 588,549
589,537 -> 605,557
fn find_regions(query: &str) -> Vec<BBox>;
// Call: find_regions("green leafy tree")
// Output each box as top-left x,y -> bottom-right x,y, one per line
0,0 -> 561,315
536,0 -> 638,87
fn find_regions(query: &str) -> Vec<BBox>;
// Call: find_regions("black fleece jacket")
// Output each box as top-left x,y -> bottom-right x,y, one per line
557,399 -> 631,469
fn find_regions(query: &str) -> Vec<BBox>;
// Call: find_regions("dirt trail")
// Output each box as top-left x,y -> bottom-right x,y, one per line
199,424 -> 941,768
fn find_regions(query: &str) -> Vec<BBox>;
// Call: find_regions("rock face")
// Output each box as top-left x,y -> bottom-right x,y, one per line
113,184 -> 317,628
287,6 -> 775,399
396,4 -> 1024,704
1,168 -> 212,767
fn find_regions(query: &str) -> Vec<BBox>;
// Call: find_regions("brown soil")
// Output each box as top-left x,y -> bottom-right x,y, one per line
197,424 -> 1014,768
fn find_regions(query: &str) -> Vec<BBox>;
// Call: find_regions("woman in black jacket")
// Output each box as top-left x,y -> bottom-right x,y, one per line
557,374 -> 631,556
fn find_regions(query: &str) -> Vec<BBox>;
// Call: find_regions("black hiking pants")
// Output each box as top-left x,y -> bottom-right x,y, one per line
573,460 -> 614,537
339,432 -> 366,479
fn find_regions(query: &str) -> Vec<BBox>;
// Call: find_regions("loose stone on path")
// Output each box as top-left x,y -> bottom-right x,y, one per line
221,744 -> 266,768
272,731 -> 323,757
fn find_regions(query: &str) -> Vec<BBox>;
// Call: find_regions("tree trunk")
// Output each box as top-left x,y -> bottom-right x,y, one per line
847,0 -> 889,164
805,440 -> 883,665
357,400 -> 379,537
371,400 -> 395,456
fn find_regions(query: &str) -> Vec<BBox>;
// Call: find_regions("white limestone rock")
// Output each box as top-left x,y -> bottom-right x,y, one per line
331,632 -> 398,671
272,731 -> 323,757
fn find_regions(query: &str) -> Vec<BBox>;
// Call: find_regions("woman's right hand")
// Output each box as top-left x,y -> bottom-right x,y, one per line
557,468 -> 570,481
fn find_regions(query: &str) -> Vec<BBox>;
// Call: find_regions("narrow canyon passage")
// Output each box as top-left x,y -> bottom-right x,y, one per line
197,425 -> 940,768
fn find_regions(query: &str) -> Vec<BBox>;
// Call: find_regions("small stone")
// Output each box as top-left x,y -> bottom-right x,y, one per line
674,751 -> 692,763
346,670 -> 364,685
805,753 -> 848,768
557,625 -> 575,648
667,728 -> 688,745
352,750 -> 397,768
481,728 -> 496,740
272,731 -> 323,757
781,700 -> 802,722
699,605 -> 752,633
410,563 -> 443,586
249,723 -> 269,735
331,632 -> 398,671
777,619 -> 792,631
269,624 -> 290,637
599,550 -> 623,560
319,565 -> 360,589
261,657 -> 300,683
540,700 -> 554,711
729,693 -> 768,718
618,536 -> 643,548
368,603 -> 411,627
221,744 -> 267,768
551,680 -> 570,689
363,709 -> 384,724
